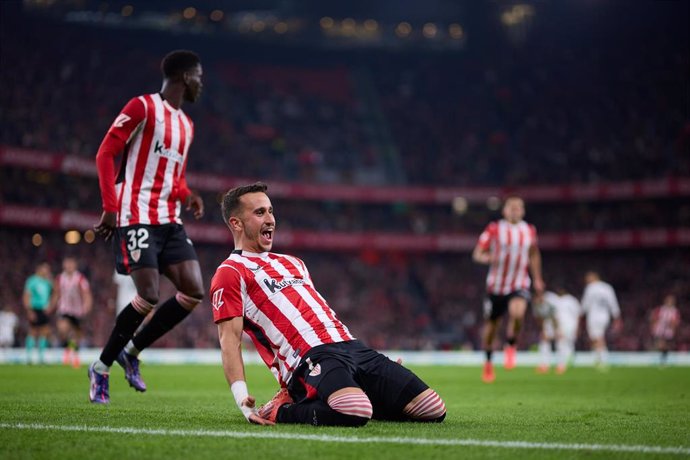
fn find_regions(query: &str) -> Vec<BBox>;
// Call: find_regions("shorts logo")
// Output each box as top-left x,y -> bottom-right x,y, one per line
212,289 -> 224,311
130,249 -> 141,263
308,363 -> 321,377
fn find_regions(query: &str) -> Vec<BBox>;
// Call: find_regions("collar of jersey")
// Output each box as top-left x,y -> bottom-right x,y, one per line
232,249 -> 270,258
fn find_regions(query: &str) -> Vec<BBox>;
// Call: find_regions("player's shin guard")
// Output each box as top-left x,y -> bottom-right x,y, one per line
404,389 -> 446,422
99,298 -> 152,367
131,293 -> 200,352
278,399 -> 370,427
327,392 -> 373,419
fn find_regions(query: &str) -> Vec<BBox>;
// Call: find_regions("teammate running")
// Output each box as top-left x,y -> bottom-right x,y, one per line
52,257 -> 92,368
88,50 -> 205,403
210,182 -> 446,426
472,196 -> 544,383
650,294 -> 680,365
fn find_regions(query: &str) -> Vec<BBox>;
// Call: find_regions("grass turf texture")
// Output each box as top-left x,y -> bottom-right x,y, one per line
1,363 -> 689,459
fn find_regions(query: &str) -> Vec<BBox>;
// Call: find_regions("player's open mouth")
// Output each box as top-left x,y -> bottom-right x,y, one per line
261,229 -> 273,243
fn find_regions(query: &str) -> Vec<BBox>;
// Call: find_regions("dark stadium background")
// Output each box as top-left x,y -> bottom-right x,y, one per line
1,0 -> 688,354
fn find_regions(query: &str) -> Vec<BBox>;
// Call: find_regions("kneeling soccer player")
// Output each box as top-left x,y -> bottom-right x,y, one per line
211,182 -> 447,426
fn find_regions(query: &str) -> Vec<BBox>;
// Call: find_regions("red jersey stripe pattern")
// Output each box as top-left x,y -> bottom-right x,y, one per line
97,93 -> 194,227
210,251 -> 355,384
56,271 -> 90,317
477,220 -> 538,295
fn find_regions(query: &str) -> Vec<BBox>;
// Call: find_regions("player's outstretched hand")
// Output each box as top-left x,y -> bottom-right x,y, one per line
248,413 -> 275,426
186,193 -> 204,220
241,396 -> 275,426
94,211 -> 117,241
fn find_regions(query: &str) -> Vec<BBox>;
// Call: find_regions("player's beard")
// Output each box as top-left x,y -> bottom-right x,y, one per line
184,84 -> 200,103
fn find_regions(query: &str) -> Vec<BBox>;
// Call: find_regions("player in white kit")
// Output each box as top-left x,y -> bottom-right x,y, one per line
533,287 -> 582,374
581,271 -> 621,369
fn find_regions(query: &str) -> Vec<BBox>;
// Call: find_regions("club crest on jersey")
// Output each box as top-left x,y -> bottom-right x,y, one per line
212,289 -> 224,311
308,363 -> 321,377
130,249 -> 141,263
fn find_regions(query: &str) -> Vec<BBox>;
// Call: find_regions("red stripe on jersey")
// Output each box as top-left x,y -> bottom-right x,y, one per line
267,254 -> 350,343
248,254 -> 333,343
244,320 -> 288,386
242,270 -> 313,359
168,114 -> 186,221
303,284 -> 353,342
147,107 -> 173,225
129,95 -> 156,224
506,226 -> 525,293
499,224 -> 513,293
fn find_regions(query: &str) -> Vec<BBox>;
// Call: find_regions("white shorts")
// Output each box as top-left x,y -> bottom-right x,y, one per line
542,318 -> 556,340
587,317 -> 610,340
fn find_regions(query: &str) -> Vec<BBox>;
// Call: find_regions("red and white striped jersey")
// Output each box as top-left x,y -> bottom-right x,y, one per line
56,271 -> 90,317
210,250 -> 355,385
477,219 -> 538,295
651,305 -> 680,339
96,93 -> 194,227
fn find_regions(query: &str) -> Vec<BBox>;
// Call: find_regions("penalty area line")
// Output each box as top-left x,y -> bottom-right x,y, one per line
1,422 -> 689,455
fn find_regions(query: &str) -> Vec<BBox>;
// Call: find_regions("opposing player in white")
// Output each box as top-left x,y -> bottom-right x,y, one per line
534,288 -> 582,374
581,271 -> 622,369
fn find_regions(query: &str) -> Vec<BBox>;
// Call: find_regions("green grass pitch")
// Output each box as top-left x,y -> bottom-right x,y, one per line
1,363 -> 689,459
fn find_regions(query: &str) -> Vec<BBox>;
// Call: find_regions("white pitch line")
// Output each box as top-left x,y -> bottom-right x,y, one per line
1,422 -> 689,456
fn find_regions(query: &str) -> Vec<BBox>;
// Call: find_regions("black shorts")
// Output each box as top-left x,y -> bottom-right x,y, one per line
112,223 -> 198,275
29,309 -> 49,327
60,314 -> 81,329
288,340 -> 429,421
484,289 -> 532,320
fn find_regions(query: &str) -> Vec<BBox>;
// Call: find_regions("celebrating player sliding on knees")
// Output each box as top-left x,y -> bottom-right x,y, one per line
211,182 -> 447,426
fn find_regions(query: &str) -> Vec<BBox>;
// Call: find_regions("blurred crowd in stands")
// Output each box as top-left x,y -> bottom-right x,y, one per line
0,9 -> 687,353
1,228 -> 688,352
1,12 -> 688,187
3,167 -> 689,234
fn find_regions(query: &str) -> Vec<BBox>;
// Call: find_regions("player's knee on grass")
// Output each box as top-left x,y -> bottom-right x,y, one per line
327,388 -> 372,426
403,388 -> 447,422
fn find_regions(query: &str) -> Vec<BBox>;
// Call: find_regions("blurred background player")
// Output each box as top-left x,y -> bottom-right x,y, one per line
0,305 -> 19,359
473,197 -> 544,383
23,262 -> 53,364
533,286 -> 582,374
581,271 -> 622,369
88,50 -> 205,404
212,183 -> 446,426
650,294 -> 680,366
52,257 -> 92,368
112,270 -> 137,316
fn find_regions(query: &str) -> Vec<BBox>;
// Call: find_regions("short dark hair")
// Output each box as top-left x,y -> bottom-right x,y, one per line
161,50 -> 200,79
221,182 -> 268,223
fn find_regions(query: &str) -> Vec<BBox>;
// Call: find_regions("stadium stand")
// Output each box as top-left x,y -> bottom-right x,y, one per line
0,3 -> 687,352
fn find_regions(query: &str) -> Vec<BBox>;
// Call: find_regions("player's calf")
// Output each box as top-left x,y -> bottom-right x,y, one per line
403,388 -> 446,422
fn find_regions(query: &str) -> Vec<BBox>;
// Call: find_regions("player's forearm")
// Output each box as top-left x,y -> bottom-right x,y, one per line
472,247 -> 491,264
96,133 -> 125,212
529,248 -> 543,282
218,320 -> 247,386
